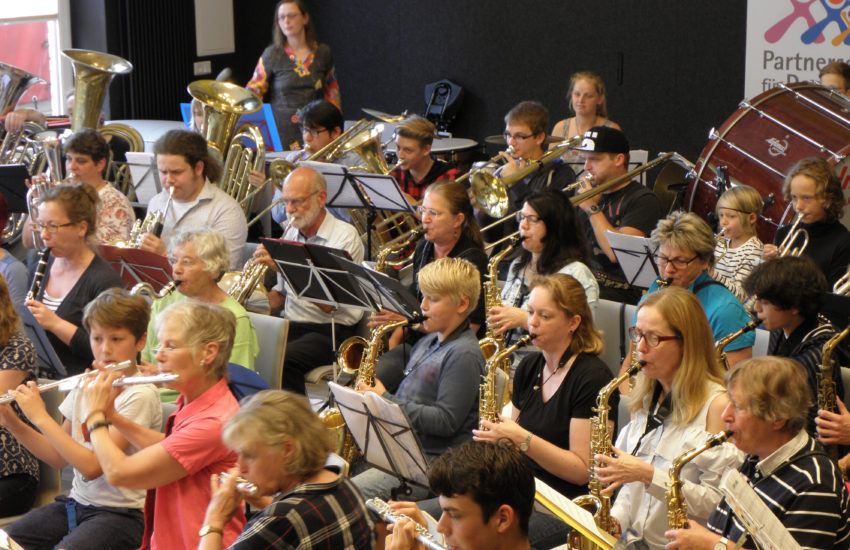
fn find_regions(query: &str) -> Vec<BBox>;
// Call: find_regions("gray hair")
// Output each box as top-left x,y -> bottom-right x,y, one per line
156,301 -> 235,378
169,227 -> 231,278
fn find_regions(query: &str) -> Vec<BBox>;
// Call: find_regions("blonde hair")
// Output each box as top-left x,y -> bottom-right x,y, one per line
529,274 -> 602,355
223,390 -> 333,477
156,301 -> 235,378
782,157 -> 844,222
716,185 -> 763,236
418,257 -> 481,314
396,116 -> 436,147
650,211 -> 715,266
567,71 -> 609,117
726,357 -> 810,434
630,287 -> 725,425
169,227 -> 230,279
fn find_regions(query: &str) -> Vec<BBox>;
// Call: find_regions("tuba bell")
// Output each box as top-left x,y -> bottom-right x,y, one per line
61,49 -> 133,132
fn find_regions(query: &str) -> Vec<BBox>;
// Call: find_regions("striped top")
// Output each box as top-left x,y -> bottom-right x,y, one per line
712,235 -> 763,303
706,431 -> 850,550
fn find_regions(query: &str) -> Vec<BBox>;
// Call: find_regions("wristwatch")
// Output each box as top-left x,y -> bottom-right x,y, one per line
587,204 -> 601,215
198,524 -> 223,537
713,537 -> 729,550
519,432 -> 533,452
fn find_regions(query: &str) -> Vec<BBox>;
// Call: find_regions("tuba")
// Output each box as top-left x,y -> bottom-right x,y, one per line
62,49 -> 133,132
567,355 -> 642,549
478,234 -> 523,361
479,335 -> 532,428
715,318 -> 759,371
0,62 -> 47,176
817,325 -> 850,461
666,430 -> 732,530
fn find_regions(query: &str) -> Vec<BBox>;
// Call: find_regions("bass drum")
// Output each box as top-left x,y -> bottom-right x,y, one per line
685,82 -> 850,244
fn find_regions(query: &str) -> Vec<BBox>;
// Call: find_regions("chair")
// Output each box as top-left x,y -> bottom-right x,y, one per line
247,312 -> 287,390
842,366 -> 850,404
595,299 -> 638,377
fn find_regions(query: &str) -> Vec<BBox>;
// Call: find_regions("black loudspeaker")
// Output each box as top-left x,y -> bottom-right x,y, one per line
423,79 -> 463,133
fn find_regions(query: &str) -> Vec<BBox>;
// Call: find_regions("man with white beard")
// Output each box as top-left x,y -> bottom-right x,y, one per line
254,166 -> 364,393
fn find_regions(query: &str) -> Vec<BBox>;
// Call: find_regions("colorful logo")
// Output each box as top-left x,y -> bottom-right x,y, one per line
766,0 -> 850,45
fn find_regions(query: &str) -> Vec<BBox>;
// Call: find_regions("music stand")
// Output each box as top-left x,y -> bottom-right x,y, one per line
0,164 -> 29,214
301,161 -> 415,261
606,231 -> 661,289
328,382 -> 430,497
95,245 -> 174,292
329,254 -> 423,321
124,152 -> 161,205
16,303 -> 66,379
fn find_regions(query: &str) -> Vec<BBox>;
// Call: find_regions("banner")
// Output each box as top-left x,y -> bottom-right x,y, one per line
746,0 -> 850,99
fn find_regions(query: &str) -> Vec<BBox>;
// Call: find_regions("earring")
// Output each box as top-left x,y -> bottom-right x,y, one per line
199,359 -> 205,369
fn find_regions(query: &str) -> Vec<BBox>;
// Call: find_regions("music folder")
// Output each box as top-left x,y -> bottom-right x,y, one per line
606,231 -> 660,289
0,164 -> 29,214
95,245 -> 174,292
534,479 -> 616,549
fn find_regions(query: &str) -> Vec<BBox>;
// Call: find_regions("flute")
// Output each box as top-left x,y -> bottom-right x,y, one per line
365,498 -> 447,550
217,472 -> 259,496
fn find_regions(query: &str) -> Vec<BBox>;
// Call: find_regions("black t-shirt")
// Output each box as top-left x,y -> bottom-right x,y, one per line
511,351 -> 616,498
774,219 -> 850,287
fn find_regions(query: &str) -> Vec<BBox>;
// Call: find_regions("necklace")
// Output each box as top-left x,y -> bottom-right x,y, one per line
533,351 -> 574,391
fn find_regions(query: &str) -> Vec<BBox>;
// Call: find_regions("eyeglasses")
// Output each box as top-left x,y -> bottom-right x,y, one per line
300,126 -> 329,138
34,221 -> 76,234
280,191 -> 318,208
152,344 -> 190,355
168,256 -> 200,268
503,132 -> 535,141
654,254 -> 699,270
516,212 -> 541,224
416,206 -> 446,218
628,327 -> 680,348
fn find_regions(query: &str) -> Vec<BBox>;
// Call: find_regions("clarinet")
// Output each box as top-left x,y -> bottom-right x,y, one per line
26,248 -> 51,302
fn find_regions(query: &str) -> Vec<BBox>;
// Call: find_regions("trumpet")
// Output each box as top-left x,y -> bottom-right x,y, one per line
834,267 -> 850,294
217,472 -> 259,496
777,212 -> 809,257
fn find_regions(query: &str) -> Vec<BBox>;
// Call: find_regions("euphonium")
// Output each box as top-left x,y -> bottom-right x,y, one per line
818,325 -> 850,461
777,212 -> 809,257
0,62 -> 46,170
223,258 -> 269,308
479,234 -> 523,361
130,280 -> 180,300
715,318 -> 759,371
479,335 -> 532,428
666,430 -> 732,530
834,267 -> 850,295
567,357 -> 642,550
26,248 -> 51,302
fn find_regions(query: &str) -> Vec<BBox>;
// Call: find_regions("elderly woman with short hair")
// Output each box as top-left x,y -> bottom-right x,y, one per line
83,301 -> 247,549
141,227 -> 257,374
198,390 -> 375,550
666,356 -> 850,550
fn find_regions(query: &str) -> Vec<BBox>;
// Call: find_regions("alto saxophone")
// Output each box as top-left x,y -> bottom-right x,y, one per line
479,234 -> 523,361
320,318 -> 412,465
715,318 -> 759,371
375,228 -> 423,273
666,430 -> 732,530
818,325 -> 850,461
567,356 -> 642,550
130,280 -> 180,300
26,248 -> 51,302
479,335 -> 532,428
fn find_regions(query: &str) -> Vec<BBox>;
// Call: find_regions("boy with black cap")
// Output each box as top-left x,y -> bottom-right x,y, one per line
572,126 -> 661,304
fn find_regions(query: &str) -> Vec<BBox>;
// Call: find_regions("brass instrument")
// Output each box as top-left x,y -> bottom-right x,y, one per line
130,280 -> 180,300
567,358 -> 642,550
777,212 -> 809,257
479,234 -> 523,360
111,187 -> 173,248
26,248 -> 51,302
666,430 -> 732,530
374,228 -> 423,273
62,49 -> 133,132
479,335 -> 532,428
818,325 -> 850,461
715,318 -> 760,371
0,62 -> 47,199
834,268 -> 850,295
322,318 -> 413,463
366,498 -> 447,550
454,146 -> 515,185
221,258 -> 270,313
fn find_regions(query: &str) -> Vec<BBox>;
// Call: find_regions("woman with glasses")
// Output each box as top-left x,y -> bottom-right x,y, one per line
246,0 -> 341,151
82,301 -> 247,549
474,273 -> 613,549
373,180 -> 488,392
595,287 -> 743,550
141,228 -> 258,390
25,183 -> 123,375
487,188 -> 598,350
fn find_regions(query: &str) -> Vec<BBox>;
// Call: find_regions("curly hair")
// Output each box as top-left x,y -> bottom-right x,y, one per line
154,129 -> 222,183
743,256 -> 825,319
726,356 -> 811,434
782,157 -> 844,222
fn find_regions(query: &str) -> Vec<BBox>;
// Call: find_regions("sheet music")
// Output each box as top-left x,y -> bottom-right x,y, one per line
125,152 -> 161,203
720,470 -> 803,550
606,231 -> 659,289
535,479 -> 616,548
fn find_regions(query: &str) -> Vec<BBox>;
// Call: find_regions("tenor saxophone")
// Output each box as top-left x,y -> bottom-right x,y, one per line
567,356 -> 642,550
666,430 -> 732,530
479,335 -> 532,428
818,325 -> 850,461
715,318 -> 759,371
479,234 -> 523,361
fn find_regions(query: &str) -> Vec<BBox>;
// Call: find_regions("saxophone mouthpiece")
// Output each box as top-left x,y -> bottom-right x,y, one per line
409,313 -> 427,325
710,430 -> 733,446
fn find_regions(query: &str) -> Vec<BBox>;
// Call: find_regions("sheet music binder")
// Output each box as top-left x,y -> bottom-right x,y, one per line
328,254 -> 423,320
534,478 -> 616,549
95,245 -> 174,292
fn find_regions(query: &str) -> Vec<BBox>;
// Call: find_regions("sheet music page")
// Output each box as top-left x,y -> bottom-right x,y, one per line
720,470 -> 803,550
605,231 -> 659,289
362,392 -> 429,486
327,382 -> 374,458
534,478 -> 617,548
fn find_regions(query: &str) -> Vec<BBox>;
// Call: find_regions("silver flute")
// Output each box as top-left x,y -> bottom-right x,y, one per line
217,472 -> 259,496
365,498 -> 447,550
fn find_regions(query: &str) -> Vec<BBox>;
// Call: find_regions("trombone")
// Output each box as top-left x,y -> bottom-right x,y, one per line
777,212 -> 809,257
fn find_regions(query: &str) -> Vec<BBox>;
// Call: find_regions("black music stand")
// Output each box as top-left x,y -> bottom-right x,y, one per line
16,304 -> 66,378
95,245 -> 174,292
301,161 -> 415,261
328,382 -> 430,497
329,254 -> 423,321
606,231 -> 661,289
0,164 -> 29,214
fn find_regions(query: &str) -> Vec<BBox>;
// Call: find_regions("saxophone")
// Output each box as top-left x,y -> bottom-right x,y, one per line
666,430 -> 732,530
818,325 -> 850,461
375,228 -> 423,273
320,318 -> 412,464
25,248 -> 51,302
567,357 -> 642,550
130,280 -> 180,300
715,318 -> 759,371
479,335 -> 532,428
479,234 -> 523,361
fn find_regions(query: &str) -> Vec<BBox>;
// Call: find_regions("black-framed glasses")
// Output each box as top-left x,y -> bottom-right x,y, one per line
628,327 -> 680,348
300,126 -> 329,138
653,254 -> 699,270
515,212 -> 541,224
503,132 -> 535,141
34,221 -> 76,234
